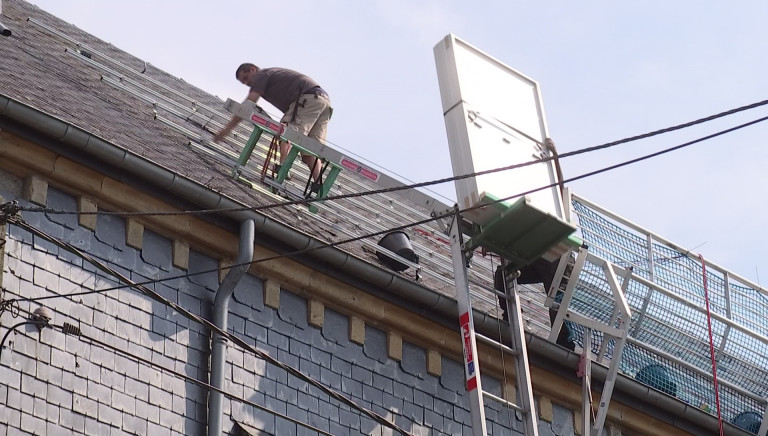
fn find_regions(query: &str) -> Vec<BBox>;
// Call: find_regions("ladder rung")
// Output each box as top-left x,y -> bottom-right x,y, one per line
475,333 -> 519,356
481,390 -> 526,413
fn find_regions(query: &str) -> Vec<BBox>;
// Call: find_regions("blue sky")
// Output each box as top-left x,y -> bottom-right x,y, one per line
27,1 -> 768,282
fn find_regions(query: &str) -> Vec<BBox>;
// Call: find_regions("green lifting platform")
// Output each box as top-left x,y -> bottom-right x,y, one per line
462,193 -> 580,270
231,113 -> 342,214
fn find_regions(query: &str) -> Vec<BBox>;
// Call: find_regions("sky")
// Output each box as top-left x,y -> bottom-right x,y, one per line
25,0 -> 768,284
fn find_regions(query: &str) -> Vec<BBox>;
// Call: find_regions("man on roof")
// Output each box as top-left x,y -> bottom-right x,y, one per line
214,64 -> 332,193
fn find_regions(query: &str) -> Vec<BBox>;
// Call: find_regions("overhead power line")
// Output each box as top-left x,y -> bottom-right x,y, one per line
20,98 -> 768,219
2,216 -> 415,436
12,112 -> 768,307
49,322 -> 336,436
4,114 -> 767,434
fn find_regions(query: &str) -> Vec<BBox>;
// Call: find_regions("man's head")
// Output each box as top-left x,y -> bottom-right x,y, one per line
235,63 -> 260,85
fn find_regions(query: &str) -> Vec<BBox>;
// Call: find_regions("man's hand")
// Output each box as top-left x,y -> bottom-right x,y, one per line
214,115 -> 244,143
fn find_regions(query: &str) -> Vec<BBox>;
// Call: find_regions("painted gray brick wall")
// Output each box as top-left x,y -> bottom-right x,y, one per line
0,184 -> 579,435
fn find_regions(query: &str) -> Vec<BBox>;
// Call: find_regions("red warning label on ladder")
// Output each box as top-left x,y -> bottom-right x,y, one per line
460,311 -> 478,391
341,156 -> 380,182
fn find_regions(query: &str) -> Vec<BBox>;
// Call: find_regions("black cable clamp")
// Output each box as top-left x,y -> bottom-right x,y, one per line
61,322 -> 82,337
0,298 -> 20,318
0,201 -> 21,224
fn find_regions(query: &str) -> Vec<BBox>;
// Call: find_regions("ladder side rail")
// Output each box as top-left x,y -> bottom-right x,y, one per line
545,249 -> 574,307
592,325 -> 628,436
505,279 -> 540,436
596,304 -> 621,364
548,246 -> 589,343
448,214 -> 488,435
602,262 -> 632,320
597,266 -> 633,363
581,328 -> 593,436
715,272 -> 733,364
590,260 -> 632,436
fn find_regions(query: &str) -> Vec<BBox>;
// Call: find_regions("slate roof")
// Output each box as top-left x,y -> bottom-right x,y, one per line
0,0 -> 545,329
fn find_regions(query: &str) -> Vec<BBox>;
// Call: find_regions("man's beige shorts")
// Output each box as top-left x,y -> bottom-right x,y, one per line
281,94 -> 333,142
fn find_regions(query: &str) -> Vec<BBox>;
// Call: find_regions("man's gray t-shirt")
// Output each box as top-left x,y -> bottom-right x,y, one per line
247,67 -> 320,113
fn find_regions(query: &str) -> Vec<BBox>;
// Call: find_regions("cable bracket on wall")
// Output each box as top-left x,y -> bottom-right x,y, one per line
0,201 -> 22,224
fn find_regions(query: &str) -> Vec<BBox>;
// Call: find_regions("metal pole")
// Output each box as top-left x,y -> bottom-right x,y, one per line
448,209 -> 487,436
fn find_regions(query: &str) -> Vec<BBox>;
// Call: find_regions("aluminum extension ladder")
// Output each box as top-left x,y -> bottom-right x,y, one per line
449,215 -> 539,436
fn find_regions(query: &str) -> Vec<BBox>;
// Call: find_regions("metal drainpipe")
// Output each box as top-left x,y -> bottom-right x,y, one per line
208,219 -> 254,436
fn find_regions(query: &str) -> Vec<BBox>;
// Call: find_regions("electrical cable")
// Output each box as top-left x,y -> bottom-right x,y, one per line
50,321 -> 335,436
13,113 -> 768,306
699,254 -> 724,436
4,217 -> 415,436
10,209 -> 440,304
19,101 -> 768,219
35,12 -> 768,212
3,114 -> 765,433
3,112 -> 767,431
0,297 -> 21,318
30,19 -> 762,429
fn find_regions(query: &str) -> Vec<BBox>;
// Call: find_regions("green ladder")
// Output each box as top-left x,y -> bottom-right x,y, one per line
233,123 -> 342,213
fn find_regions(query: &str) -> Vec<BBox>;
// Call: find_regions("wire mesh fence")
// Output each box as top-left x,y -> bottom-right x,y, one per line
569,195 -> 768,432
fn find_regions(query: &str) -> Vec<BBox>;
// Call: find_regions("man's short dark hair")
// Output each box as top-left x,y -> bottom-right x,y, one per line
235,63 -> 259,79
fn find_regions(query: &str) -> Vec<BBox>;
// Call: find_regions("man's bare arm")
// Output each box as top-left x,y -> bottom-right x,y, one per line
212,91 -> 262,143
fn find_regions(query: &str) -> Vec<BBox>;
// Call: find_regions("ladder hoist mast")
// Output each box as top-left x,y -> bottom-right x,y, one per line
450,192 -> 631,436
449,195 -> 579,436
